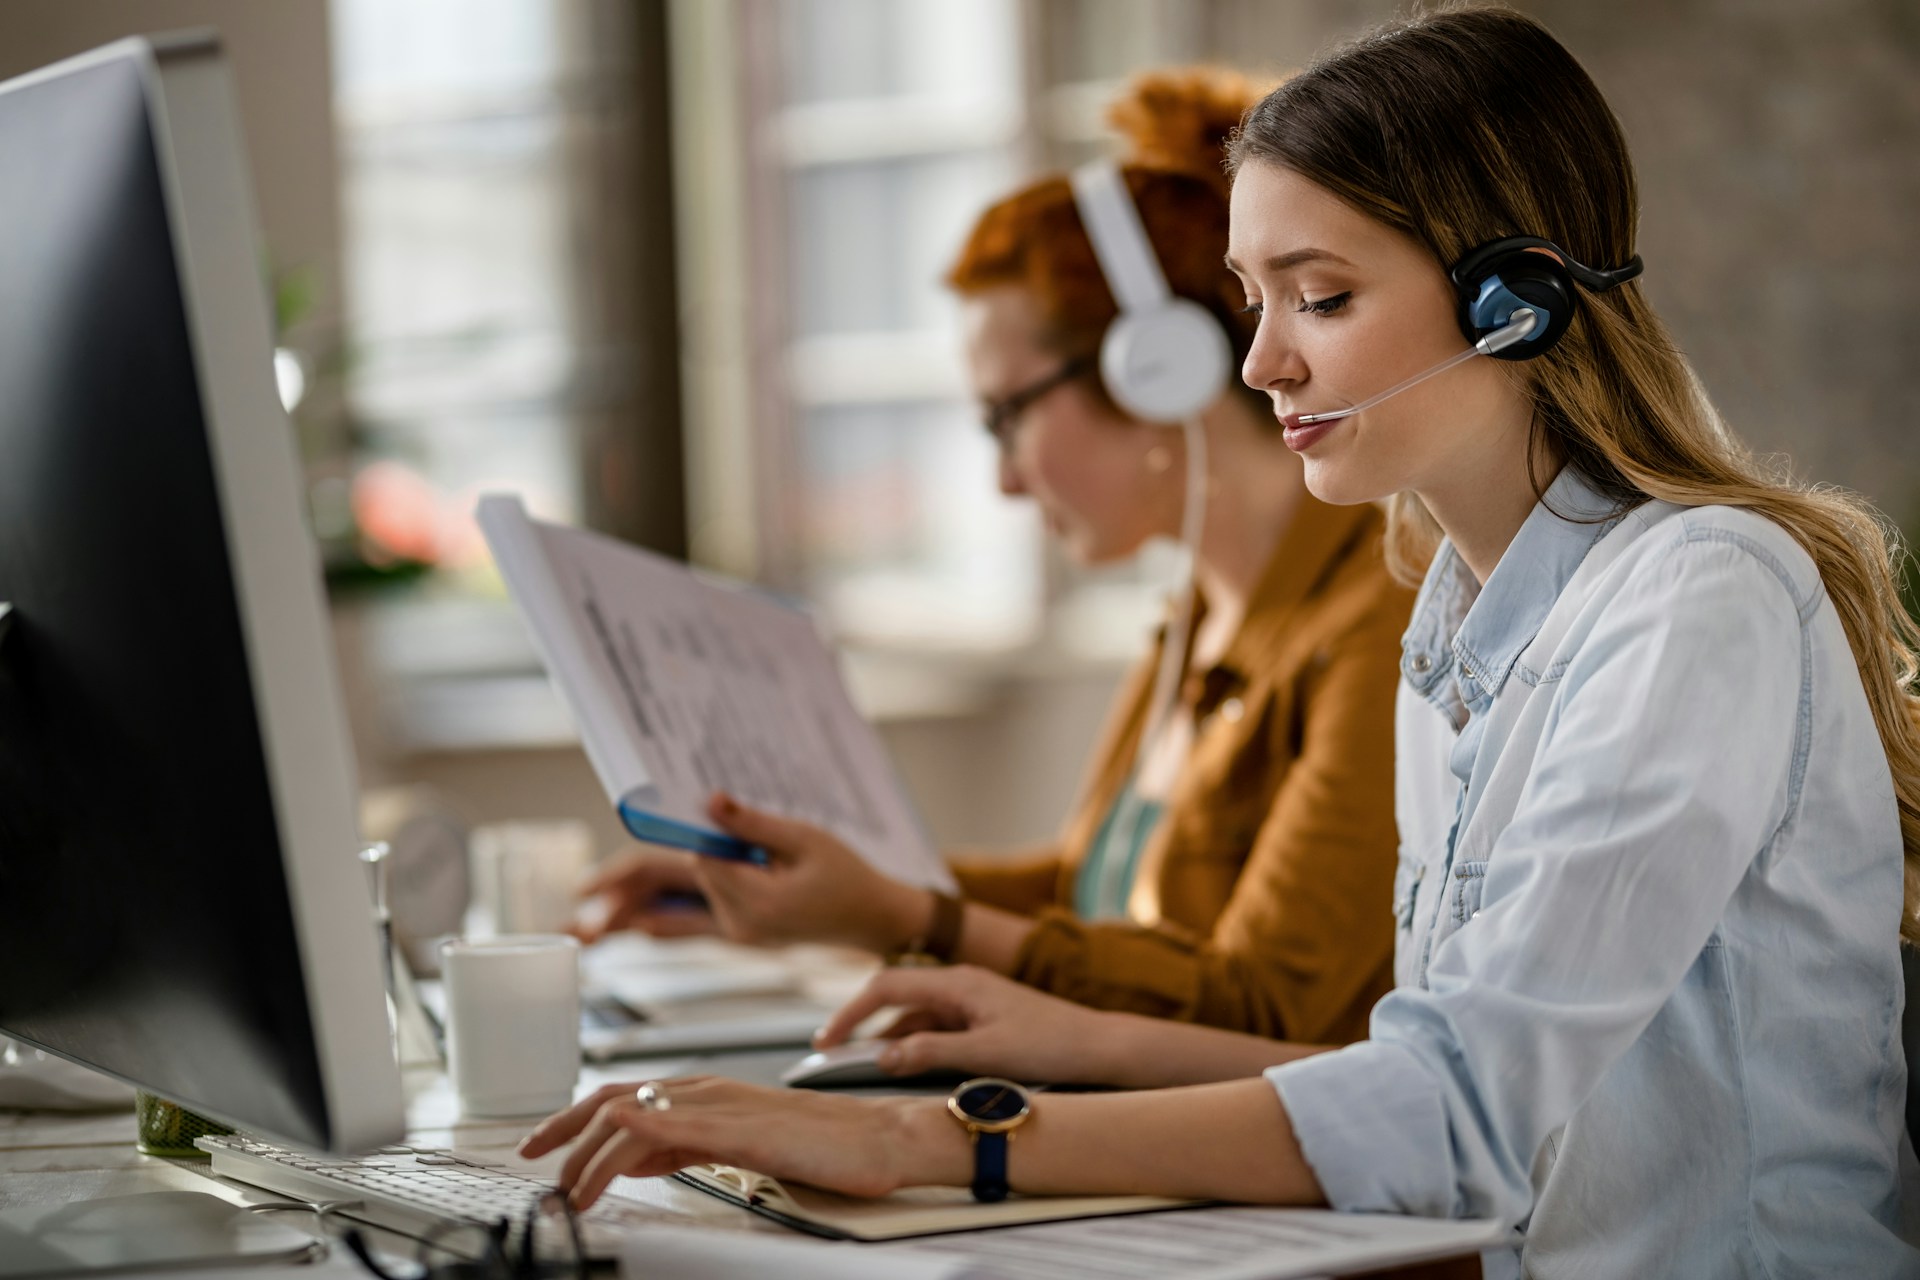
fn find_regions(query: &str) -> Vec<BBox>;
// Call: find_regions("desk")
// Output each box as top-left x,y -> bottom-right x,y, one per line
0,1050 -> 1482,1280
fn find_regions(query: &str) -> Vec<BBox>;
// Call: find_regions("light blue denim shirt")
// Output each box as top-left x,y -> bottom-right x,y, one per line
1268,468 -> 1918,1278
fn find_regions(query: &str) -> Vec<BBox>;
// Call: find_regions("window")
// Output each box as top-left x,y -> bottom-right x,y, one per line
330,0 -> 681,751
692,0 -> 1281,663
332,0 -> 586,537
762,0 -> 1042,650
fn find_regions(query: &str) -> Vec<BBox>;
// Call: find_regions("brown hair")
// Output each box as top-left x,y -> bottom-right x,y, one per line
1230,3 -> 1920,941
946,67 -> 1270,413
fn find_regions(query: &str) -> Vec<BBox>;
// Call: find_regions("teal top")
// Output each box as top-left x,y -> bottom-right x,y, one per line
1073,776 -> 1166,921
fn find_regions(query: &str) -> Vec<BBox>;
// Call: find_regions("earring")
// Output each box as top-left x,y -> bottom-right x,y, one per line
1144,444 -> 1172,474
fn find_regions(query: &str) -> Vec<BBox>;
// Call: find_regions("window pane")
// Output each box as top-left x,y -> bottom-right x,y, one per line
333,0 -> 583,534
782,0 -> 1021,105
769,0 -> 1035,647
799,402 -> 1040,648
787,151 -> 1016,338
333,0 -> 560,100
342,117 -> 571,399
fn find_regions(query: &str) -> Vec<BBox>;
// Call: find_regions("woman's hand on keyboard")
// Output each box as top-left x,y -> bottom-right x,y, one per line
519,1076 -> 968,1209
813,964 -> 1128,1086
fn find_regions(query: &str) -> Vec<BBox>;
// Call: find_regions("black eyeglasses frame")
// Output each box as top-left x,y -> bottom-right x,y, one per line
981,354 -> 1098,446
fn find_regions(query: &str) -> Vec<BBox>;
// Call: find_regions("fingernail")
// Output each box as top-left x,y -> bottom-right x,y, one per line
877,1046 -> 900,1069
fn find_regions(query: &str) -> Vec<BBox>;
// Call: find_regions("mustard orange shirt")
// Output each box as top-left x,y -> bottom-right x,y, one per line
951,496 -> 1413,1045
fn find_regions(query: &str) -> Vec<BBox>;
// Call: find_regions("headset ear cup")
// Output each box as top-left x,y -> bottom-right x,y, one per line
1457,254 -> 1575,360
1098,299 -> 1231,422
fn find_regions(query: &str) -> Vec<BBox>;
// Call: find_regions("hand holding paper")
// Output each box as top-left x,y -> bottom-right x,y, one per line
689,793 -> 941,954
478,495 -> 955,893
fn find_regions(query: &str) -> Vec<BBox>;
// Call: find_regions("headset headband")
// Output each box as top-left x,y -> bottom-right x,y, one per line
1448,234 -> 1644,295
1070,161 -> 1172,315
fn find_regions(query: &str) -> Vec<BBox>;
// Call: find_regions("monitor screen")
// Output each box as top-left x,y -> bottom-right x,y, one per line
0,37 -> 401,1152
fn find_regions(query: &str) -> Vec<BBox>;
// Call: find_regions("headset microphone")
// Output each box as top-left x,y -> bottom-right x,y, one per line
1285,309 -> 1537,429
1282,234 -> 1642,433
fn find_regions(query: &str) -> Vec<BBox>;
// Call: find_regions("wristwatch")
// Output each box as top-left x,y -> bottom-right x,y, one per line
947,1077 -> 1033,1203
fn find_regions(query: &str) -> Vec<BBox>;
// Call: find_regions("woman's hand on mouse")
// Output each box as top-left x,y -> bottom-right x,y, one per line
814,964 -> 1128,1086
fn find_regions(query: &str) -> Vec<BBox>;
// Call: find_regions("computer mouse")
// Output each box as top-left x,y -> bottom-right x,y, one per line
779,1041 -> 909,1089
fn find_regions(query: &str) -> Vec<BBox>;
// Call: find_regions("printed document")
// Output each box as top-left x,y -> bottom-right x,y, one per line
478,495 -> 954,892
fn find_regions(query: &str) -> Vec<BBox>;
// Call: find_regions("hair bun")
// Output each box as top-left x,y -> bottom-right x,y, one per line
1105,66 -> 1273,195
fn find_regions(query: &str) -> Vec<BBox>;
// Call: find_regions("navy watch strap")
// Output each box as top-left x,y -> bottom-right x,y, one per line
971,1130 -> 1010,1203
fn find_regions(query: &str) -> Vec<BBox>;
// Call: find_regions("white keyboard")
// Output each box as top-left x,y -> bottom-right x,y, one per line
197,1134 -> 657,1261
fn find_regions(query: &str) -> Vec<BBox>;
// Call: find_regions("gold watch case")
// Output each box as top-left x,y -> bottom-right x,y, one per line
947,1077 -> 1033,1135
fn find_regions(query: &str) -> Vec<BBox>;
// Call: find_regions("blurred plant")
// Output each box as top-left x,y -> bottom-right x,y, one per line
266,257 -> 443,597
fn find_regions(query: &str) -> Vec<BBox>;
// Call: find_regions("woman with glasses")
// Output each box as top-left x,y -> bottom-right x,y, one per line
578,68 -> 1416,1046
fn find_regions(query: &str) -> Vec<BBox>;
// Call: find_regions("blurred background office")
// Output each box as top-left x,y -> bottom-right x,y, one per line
3,0 -> 1916,857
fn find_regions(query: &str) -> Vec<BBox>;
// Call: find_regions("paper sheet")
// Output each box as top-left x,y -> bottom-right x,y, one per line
480,496 -> 953,892
622,1208 -> 1501,1280
623,1226 -> 992,1279
897,1206 -> 1502,1280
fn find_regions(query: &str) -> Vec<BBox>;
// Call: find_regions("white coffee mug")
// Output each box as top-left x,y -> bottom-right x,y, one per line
440,935 -> 580,1118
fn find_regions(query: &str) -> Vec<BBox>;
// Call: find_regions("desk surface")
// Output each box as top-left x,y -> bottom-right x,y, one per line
0,1048 -> 1485,1280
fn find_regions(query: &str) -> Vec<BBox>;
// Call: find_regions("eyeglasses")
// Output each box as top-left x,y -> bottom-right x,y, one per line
336,1187 -> 587,1280
981,354 -> 1096,446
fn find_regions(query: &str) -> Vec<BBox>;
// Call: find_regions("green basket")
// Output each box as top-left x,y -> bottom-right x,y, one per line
134,1090 -> 233,1157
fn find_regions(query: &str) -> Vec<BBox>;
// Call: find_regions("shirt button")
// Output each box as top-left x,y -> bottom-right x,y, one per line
1410,654 -> 1433,674
1218,696 -> 1244,723
1470,909 -> 1482,920
1460,664 -> 1476,682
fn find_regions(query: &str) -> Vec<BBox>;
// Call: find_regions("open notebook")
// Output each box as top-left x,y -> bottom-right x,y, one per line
673,1164 -> 1204,1241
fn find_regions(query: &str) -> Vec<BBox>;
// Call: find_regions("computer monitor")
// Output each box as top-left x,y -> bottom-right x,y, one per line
0,34 -> 404,1154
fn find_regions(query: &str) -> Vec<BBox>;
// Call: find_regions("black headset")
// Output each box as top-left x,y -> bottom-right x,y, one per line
1449,235 -> 1644,361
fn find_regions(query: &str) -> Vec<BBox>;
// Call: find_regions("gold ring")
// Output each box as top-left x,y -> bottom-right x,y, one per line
634,1081 -> 672,1112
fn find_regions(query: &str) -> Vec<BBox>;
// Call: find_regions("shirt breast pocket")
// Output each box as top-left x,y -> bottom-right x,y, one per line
1451,859 -> 1490,925
1392,846 -> 1421,933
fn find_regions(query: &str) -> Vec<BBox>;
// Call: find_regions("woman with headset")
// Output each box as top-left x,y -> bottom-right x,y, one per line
527,9 -> 1920,1274
579,70 -> 1417,1047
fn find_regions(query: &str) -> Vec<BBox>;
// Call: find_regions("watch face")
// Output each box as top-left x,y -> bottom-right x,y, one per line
955,1079 -> 1029,1124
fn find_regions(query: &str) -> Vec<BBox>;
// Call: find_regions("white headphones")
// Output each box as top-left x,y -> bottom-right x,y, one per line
1068,160 -> 1233,423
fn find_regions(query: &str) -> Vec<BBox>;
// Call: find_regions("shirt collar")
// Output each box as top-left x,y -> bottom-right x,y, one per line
1401,467 -> 1628,706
